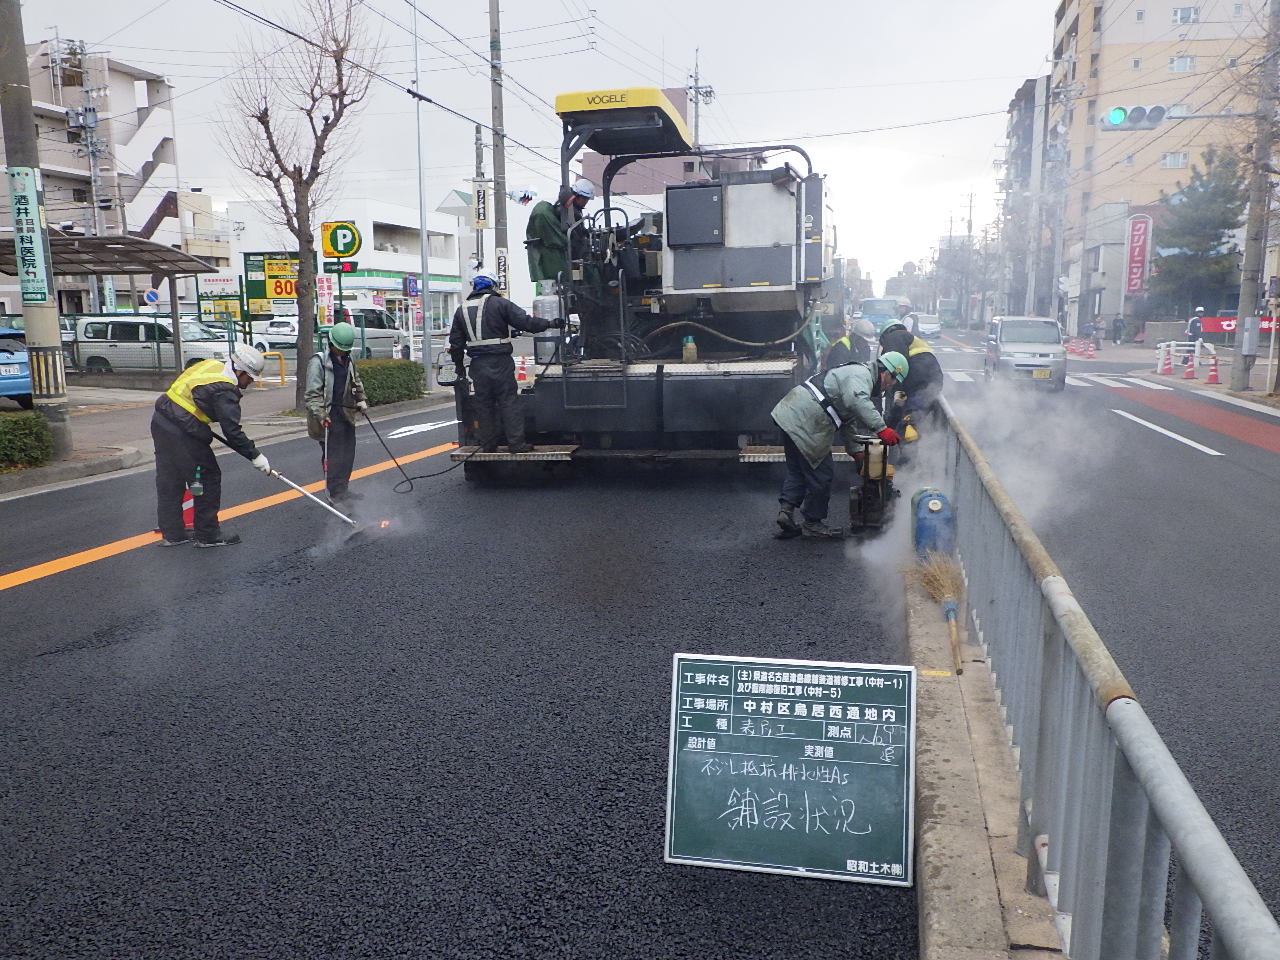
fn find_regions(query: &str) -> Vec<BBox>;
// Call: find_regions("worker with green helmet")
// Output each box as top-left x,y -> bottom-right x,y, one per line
304,321 -> 368,505
770,352 -> 908,539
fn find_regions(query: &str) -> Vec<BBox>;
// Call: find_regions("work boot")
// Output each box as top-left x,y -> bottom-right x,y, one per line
195,533 -> 242,548
157,535 -> 193,548
801,519 -> 844,539
775,506 -> 801,539
507,443 -> 534,454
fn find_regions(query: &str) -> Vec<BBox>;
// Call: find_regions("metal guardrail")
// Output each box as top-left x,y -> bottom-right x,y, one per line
939,398 -> 1280,959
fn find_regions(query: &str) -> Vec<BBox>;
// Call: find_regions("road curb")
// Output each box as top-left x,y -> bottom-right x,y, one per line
906,582 -> 1062,959
0,445 -> 148,496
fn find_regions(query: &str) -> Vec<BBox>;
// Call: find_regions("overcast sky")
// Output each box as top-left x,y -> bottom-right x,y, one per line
36,0 -> 1053,293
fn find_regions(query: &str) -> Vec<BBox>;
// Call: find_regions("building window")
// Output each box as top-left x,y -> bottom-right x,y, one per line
1090,53 -> 1100,77
1084,146 -> 1094,170
1093,5 -> 1103,29
1228,57 -> 1239,68
1233,2 -> 1244,14
1168,55 -> 1196,72
1136,8 -> 1146,20
71,188 -> 88,203
1161,152 -> 1190,168
1087,99 -> 1097,125
1171,7 -> 1199,23
1133,58 -> 1143,69
66,128 -> 81,143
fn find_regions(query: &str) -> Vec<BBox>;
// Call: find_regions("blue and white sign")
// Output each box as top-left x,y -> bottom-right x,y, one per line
143,288 -> 160,304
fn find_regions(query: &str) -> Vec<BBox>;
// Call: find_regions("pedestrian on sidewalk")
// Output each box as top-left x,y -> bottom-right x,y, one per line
150,345 -> 271,548
1185,308 -> 1205,364
771,353 -> 908,540
1111,314 -> 1125,345
304,321 -> 368,505
1090,316 -> 1104,351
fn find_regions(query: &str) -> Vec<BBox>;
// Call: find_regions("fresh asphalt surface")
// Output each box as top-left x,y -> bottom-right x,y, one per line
0,410 -> 917,959
939,329 -> 1280,918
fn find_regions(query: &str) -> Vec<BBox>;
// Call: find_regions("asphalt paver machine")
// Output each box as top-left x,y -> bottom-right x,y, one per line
453,87 -> 839,476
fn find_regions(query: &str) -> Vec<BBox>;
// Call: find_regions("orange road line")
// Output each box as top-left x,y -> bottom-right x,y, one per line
0,441 -> 456,593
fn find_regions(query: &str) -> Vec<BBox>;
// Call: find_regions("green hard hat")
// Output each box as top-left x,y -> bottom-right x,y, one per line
878,351 -> 909,382
329,321 -> 356,351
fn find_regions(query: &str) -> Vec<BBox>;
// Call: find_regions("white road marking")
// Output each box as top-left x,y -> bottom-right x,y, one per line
1065,376 -> 1090,387
947,371 -> 976,382
1120,377 -> 1172,390
385,419 -> 459,439
1190,388 -> 1280,418
1110,409 -> 1223,456
1076,374 -> 1128,387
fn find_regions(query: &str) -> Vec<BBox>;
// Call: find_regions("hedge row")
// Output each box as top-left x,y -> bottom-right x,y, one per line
359,359 -> 425,407
0,412 -> 54,469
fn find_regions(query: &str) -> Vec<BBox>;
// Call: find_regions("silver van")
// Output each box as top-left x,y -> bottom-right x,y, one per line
983,316 -> 1067,391
75,317 -> 249,372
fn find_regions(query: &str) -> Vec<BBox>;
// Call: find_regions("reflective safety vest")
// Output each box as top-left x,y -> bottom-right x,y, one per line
906,336 -> 933,360
461,294 -> 511,347
165,358 -> 234,423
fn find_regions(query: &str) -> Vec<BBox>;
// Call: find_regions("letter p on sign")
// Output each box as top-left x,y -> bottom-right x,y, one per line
322,221 -> 362,258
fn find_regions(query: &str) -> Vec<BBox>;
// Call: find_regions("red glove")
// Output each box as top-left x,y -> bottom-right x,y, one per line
877,427 -> 901,446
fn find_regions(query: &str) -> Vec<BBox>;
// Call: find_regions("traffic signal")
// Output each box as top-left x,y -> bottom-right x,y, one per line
1100,105 -> 1168,131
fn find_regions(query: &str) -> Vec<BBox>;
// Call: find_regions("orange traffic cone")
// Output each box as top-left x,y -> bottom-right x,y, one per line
182,489 -> 195,530
515,357 -> 527,382
1206,353 -> 1221,384
1183,353 -> 1197,379
1086,340 -> 1096,359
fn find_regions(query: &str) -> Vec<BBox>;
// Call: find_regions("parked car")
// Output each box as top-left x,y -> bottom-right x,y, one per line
74,317 -> 249,372
250,316 -> 299,353
253,309 -> 403,358
0,327 -> 33,409
983,316 -> 1067,391
912,314 -> 942,339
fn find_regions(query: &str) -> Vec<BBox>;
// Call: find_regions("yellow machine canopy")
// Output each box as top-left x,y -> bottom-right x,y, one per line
555,87 -> 694,156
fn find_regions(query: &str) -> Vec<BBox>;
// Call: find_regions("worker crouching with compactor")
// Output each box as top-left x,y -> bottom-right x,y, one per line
448,271 -> 560,453
771,352 -> 909,539
151,345 -> 271,548
304,321 -> 368,505
877,322 -> 944,434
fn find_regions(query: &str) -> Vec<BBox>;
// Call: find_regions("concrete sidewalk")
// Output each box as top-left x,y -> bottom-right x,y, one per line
0,382 -> 455,496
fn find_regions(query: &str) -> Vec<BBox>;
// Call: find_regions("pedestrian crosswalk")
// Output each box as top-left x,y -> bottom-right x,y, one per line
943,371 -> 1174,391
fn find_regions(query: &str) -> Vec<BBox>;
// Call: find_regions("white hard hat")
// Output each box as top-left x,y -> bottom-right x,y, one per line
230,343 -> 265,380
571,178 -> 595,200
1195,306 -> 1206,312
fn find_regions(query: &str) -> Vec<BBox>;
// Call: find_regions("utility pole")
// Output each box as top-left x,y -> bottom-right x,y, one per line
688,49 -> 716,160
962,193 -> 974,328
0,0 -> 71,456
474,123 -> 485,272
411,0 -> 432,383
1232,0 -> 1280,390
488,0 -> 508,295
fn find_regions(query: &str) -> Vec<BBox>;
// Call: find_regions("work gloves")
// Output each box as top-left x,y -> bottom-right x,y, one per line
877,427 -> 901,446
551,318 -> 567,329
356,400 -> 368,413
251,454 -> 271,475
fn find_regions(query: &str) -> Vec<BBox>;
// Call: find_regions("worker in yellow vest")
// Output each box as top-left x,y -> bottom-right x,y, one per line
150,345 -> 270,547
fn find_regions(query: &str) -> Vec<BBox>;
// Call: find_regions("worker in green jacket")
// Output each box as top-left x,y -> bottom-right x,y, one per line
771,352 -> 908,539
524,178 -> 594,288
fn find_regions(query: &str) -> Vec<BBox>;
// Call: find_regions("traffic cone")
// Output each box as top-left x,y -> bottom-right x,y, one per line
1086,340 -> 1095,359
1206,353 -> 1221,384
515,357 -> 527,382
1183,353 -> 1197,379
182,489 -> 195,530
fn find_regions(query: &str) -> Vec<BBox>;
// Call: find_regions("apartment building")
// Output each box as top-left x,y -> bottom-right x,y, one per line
1046,0 -> 1264,327
0,37 -> 228,314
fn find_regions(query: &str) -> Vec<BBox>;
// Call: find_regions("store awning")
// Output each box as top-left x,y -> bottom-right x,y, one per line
0,231 -> 218,276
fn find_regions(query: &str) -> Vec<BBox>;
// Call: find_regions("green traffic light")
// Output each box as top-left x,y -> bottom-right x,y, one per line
1107,106 -> 1128,125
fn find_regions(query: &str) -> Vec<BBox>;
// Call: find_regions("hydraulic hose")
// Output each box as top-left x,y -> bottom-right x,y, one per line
641,315 -> 813,348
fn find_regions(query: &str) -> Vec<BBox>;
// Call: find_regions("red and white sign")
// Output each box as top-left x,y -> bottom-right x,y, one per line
1202,316 -> 1276,333
1125,215 -> 1153,295
315,275 -> 335,312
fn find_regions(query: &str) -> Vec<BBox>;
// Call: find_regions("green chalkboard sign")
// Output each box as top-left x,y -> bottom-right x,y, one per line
665,653 -> 916,885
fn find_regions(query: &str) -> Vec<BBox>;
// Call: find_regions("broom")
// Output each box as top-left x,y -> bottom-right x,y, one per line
906,550 -> 965,675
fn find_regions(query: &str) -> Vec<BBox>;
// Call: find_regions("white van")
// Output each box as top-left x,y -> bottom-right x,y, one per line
251,309 -> 403,359
75,317 -> 250,372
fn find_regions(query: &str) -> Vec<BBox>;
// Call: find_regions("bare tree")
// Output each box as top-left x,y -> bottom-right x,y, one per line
225,0 -> 376,409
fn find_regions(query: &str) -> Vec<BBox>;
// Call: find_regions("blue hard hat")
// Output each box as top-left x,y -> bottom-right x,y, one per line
472,272 -> 497,291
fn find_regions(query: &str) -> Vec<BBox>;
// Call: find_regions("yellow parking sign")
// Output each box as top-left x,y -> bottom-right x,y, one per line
322,221 -> 362,258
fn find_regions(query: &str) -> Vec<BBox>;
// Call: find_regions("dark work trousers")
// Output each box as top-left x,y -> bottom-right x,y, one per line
151,411 -> 222,542
779,430 -> 834,523
320,415 -> 357,497
469,352 -> 526,450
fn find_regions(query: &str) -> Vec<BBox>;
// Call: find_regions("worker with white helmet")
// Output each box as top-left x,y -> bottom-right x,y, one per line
304,320 -> 368,505
449,272 -> 559,453
150,344 -> 270,547
524,178 -> 595,289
